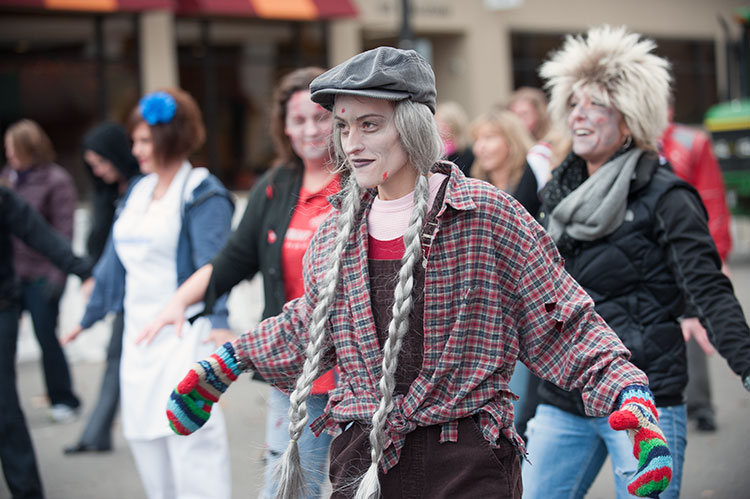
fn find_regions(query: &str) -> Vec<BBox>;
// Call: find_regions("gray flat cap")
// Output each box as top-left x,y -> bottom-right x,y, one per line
310,46 -> 437,114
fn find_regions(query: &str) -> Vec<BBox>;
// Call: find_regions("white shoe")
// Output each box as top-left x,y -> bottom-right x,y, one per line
50,404 -> 79,424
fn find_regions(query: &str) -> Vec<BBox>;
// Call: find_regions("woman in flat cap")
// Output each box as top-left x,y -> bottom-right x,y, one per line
522,25 -> 750,499
165,46 -> 676,499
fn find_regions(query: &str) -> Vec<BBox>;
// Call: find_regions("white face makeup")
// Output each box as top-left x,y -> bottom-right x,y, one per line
285,90 -> 333,165
472,123 -> 510,174
334,95 -> 416,200
567,88 -> 630,172
131,121 -> 156,174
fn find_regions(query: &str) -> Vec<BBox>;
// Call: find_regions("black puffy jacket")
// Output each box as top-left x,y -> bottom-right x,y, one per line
538,151 -> 750,414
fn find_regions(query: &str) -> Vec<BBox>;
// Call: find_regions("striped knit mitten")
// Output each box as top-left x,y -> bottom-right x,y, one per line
167,342 -> 244,435
609,385 -> 672,498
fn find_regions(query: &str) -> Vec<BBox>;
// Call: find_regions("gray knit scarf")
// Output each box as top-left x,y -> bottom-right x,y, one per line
546,148 -> 643,243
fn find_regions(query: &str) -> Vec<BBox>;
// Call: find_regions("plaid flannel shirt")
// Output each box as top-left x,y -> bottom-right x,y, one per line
235,161 -> 648,472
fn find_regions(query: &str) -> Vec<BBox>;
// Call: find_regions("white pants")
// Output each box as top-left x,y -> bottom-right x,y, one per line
128,407 -> 231,499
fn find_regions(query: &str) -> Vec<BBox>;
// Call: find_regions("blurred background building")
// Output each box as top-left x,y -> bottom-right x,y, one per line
1,0 -> 748,194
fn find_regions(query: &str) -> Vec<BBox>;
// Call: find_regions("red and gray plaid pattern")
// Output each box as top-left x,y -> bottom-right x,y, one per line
235,162 -> 648,472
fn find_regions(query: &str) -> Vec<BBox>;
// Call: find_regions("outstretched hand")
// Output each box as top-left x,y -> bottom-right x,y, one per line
166,342 -> 244,435
60,324 -> 84,346
136,299 -> 187,345
609,385 -> 672,498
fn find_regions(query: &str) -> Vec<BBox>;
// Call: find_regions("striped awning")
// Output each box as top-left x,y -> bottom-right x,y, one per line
178,0 -> 357,19
0,0 -> 173,11
0,0 -> 357,18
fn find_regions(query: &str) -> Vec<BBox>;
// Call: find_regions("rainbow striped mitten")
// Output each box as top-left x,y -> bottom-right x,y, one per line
166,342 -> 244,435
609,385 -> 672,498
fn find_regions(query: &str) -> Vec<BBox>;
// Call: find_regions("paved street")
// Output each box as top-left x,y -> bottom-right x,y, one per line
4,251 -> 750,498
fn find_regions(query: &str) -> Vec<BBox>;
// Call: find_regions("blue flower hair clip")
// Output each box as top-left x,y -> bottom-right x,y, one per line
139,91 -> 177,125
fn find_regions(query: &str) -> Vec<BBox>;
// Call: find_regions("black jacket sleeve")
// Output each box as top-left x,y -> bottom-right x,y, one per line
6,188 -> 92,280
204,172 -> 270,310
654,186 -> 750,383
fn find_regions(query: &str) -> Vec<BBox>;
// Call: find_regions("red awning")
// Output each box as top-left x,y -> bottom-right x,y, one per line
0,0 -> 357,18
0,0 -> 174,12
177,0 -> 357,19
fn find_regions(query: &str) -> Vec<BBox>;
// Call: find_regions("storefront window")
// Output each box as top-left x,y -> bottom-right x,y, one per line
0,12 -> 139,197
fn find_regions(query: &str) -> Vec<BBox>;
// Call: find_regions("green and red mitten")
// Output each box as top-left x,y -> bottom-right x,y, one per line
166,342 -> 244,435
609,384 -> 672,498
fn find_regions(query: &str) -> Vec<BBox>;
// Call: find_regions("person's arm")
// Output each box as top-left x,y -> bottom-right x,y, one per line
655,186 -> 750,390
62,233 -> 126,344
6,187 -> 90,280
137,176 -> 270,344
204,172 -> 273,304
166,215 -> 337,434
185,191 -> 234,330
513,211 -> 649,416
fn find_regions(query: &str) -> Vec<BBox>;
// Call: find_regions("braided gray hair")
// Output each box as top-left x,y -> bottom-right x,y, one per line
275,99 -> 443,499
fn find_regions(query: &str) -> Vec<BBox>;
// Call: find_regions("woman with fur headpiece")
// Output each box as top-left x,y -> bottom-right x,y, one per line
163,46 -> 677,499
522,25 -> 750,499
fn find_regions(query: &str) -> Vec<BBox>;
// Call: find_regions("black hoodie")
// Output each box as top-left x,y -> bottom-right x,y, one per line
81,122 -> 140,262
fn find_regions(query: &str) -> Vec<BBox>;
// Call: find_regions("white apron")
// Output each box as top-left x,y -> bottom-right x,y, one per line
113,163 -> 216,440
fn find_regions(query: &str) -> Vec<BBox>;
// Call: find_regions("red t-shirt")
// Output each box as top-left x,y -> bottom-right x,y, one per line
282,175 -> 340,393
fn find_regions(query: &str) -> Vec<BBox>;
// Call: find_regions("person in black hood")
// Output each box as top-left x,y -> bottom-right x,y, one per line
81,121 -> 140,262
63,121 -> 139,455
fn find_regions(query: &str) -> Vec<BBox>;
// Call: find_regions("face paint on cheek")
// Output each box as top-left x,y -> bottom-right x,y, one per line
382,172 -> 388,180
340,108 -> 345,114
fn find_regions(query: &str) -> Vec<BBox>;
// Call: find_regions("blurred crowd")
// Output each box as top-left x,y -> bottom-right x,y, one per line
2,23 -> 749,499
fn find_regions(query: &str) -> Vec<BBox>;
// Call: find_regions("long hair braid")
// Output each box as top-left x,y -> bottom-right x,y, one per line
354,171 -> 431,499
274,173 -> 362,499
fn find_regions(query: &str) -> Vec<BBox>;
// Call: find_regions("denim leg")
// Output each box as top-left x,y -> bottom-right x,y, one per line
21,279 -> 79,408
597,415 -> 638,499
655,405 -> 687,499
261,386 -> 332,499
508,360 -> 530,416
0,305 -> 44,498
522,404 -> 608,499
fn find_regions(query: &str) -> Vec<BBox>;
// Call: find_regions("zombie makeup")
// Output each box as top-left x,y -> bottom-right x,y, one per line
567,88 -> 630,172
284,90 -> 333,163
334,95 -> 416,200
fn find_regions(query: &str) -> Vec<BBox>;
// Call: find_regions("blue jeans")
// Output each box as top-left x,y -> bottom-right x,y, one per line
522,403 -> 687,499
261,387 -> 332,499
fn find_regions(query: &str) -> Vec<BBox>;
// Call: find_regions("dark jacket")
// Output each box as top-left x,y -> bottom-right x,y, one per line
1,163 -> 77,287
512,162 -> 541,218
206,162 -> 304,320
0,186 -> 90,308
538,151 -> 750,413
82,122 -> 140,263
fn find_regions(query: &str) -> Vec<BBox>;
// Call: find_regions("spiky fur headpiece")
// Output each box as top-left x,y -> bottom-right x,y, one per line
540,25 -> 672,150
